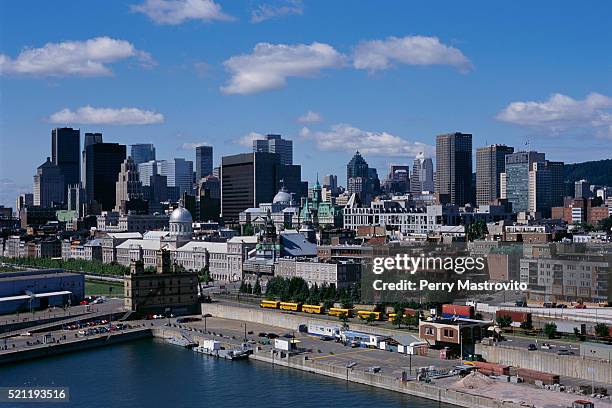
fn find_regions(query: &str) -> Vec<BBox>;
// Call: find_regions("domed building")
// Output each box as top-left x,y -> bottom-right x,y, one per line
272,187 -> 292,206
239,184 -> 299,233
165,204 -> 193,247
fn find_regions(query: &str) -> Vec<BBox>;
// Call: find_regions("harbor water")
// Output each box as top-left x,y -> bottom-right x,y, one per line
0,339 -> 456,407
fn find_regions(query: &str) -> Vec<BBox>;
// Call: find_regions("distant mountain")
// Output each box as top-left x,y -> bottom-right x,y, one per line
564,159 -> 612,186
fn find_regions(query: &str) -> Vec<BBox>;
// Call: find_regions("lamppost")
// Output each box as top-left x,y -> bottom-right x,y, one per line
203,313 -> 212,333
242,323 -> 247,342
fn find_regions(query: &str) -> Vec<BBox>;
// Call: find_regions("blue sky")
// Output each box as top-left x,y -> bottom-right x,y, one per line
1,0 -> 612,207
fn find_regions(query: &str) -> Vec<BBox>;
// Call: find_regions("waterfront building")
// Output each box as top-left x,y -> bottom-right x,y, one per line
411,152 -> 435,195
520,250 -> 610,304
33,157 -> 65,208
51,127 -> 80,198
436,132 -> 473,205
195,145 -> 213,181
84,142 -> 127,211
419,317 -> 490,354
124,250 -> 200,316
0,269 -> 84,314
131,143 -> 156,165
476,144 -> 514,206
253,134 -> 293,165
100,232 -> 143,264
275,258 -> 361,289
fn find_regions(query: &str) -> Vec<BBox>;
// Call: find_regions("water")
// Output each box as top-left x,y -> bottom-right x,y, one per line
0,339 -> 454,408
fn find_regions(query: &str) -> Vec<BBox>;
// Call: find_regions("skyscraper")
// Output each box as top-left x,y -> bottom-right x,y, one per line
503,151 -> 546,213
33,157 -> 65,208
131,143 -> 156,165
16,193 -> 33,213
476,144 -> 514,205
195,145 -> 213,181
220,152 -> 306,223
322,174 -> 338,195
51,127 -> 80,196
346,151 -> 375,203
115,157 -> 144,213
253,134 -> 293,165
82,132 -> 102,190
435,132 -> 473,205
85,143 -> 126,211
138,160 -> 158,186
411,152 -> 434,194
158,158 -> 193,196
575,179 -> 592,199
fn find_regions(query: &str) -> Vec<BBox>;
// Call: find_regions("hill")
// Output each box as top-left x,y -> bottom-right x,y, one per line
564,159 -> 612,186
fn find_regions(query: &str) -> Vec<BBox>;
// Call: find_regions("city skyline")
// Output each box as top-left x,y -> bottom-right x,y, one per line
2,1 -> 612,208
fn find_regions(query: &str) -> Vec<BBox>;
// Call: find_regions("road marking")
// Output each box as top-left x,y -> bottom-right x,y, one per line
311,348 -> 376,360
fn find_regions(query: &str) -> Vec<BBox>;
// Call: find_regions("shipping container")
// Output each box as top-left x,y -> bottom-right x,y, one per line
472,361 -> 510,376
495,310 -> 531,323
517,368 -> 559,385
441,304 -> 473,318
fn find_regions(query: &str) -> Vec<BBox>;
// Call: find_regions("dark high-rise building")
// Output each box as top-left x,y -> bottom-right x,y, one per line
51,127 -> 80,197
220,152 -> 306,223
253,134 -> 293,165
346,151 -> 369,184
131,143 -> 156,165
476,144 -> 514,206
195,145 -> 213,181
435,132 -> 473,205
85,143 -> 126,211
385,165 -> 410,194
33,157 -> 65,208
82,133 -> 103,190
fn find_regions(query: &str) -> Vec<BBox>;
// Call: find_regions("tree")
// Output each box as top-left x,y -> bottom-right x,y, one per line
595,323 -> 609,338
242,223 -> 254,236
466,220 -> 488,241
253,279 -> 262,296
403,314 -> 418,329
520,321 -> 533,330
365,313 -> 376,325
598,216 -> 612,233
246,283 -> 253,294
496,315 -> 512,328
339,312 -> 349,330
239,281 -> 247,293
544,322 -> 557,339
392,313 -> 403,329
198,266 -> 212,284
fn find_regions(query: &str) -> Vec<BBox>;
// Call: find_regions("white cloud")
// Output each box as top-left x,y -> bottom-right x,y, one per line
49,106 -> 164,125
221,42 -> 345,94
497,92 -> 612,138
236,132 -> 265,147
0,178 -> 30,209
300,124 -> 433,157
353,35 -> 472,73
297,110 -> 322,124
251,0 -> 303,23
131,0 -> 234,24
181,141 -> 210,149
0,37 -> 153,77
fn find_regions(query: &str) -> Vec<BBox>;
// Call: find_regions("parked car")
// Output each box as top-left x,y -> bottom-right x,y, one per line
541,343 -> 553,350
266,333 -> 279,339
528,344 -> 537,351
320,335 -> 334,341
258,332 -> 268,338
557,349 -> 574,355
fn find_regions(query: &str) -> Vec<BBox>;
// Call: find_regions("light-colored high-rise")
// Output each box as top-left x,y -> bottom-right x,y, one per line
476,144 -> 514,205
33,157 -> 65,207
411,152 -> 434,194
115,157 -> 143,213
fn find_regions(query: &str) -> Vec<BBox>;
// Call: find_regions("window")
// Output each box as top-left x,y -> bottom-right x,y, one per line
424,327 -> 434,336
443,328 -> 454,338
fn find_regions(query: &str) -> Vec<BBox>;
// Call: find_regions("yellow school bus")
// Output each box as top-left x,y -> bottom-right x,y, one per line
302,304 -> 323,314
357,310 -> 382,321
279,302 -> 302,312
387,313 -> 398,322
260,300 -> 280,309
328,308 -> 352,318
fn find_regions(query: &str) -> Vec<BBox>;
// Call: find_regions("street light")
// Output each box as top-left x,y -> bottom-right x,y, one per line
203,313 -> 212,333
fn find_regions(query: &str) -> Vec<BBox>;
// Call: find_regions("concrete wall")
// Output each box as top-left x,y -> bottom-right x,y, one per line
476,344 -> 612,384
0,328 -> 151,365
201,303 -> 417,339
251,350 -> 523,408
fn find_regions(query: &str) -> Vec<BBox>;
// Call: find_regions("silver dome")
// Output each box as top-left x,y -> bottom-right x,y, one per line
272,189 -> 291,204
169,207 -> 193,223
